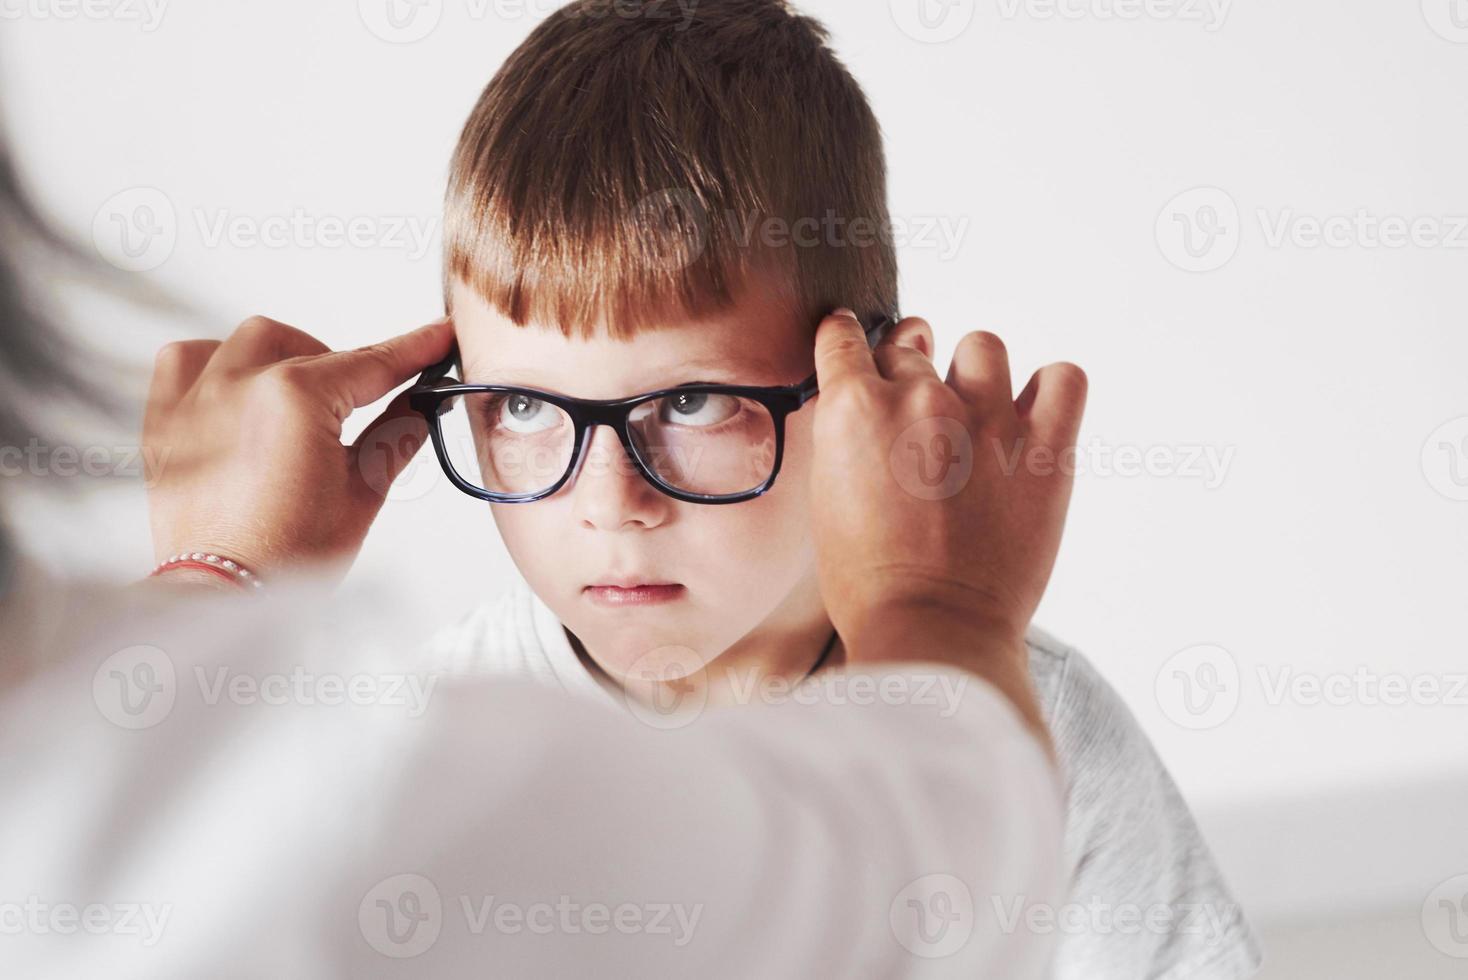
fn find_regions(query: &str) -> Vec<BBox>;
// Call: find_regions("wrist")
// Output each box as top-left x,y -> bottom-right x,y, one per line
841,602 -> 1050,753
841,598 -> 1024,664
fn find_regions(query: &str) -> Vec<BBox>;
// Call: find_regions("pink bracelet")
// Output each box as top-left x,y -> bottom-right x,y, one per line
150,552 -> 264,591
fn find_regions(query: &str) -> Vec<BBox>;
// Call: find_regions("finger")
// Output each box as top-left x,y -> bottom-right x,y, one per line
877,316 -> 934,360
149,339 -> 221,406
312,318 -> 454,417
873,315 -> 938,383
945,331 -> 1015,422
873,343 -> 939,383
813,308 -> 878,391
212,316 -> 331,371
350,390 -> 430,500
1020,362 -> 1088,449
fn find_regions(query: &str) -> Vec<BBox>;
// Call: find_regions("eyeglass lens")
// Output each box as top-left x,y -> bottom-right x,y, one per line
436,390 -> 778,498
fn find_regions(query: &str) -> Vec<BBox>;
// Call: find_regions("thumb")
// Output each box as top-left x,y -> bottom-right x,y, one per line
813,308 -> 878,392
313,318 -> 454,420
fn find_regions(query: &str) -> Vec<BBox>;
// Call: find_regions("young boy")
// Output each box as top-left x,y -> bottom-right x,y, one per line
422,1 -> 1263,976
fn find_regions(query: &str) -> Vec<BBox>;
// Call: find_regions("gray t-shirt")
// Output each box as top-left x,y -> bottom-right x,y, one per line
425,577 -> 1263,979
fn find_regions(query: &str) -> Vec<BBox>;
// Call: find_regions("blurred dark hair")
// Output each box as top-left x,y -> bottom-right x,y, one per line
0,131 -> 149,565
0,152 -> 109,426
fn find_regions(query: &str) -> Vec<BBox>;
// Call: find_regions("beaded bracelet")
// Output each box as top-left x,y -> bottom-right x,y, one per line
150,552 -> 264,591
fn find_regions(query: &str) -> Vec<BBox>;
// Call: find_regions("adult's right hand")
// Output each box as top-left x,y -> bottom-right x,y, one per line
808,309 -> 1088,735
142,315 -> 453,584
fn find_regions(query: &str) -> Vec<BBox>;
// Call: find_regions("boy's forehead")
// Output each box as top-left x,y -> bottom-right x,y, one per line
450,283 -> 808,393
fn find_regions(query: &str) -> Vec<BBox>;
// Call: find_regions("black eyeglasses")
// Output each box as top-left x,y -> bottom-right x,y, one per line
408,312 -> 896,505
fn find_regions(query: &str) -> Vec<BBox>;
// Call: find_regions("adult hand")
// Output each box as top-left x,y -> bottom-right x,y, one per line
808,309 -> 1087,733
142,315 -> 453,584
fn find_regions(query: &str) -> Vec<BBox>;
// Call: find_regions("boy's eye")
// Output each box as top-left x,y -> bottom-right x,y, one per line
657,392 -> 742,427
498,394 -> 561,434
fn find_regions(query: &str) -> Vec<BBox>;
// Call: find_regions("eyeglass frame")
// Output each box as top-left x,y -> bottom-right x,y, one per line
407,311 -> 897,506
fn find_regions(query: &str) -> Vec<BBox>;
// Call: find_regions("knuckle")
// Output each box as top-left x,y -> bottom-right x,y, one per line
871,344 -> 913,370
258,362 -> 313,401
905,377 -> 958,416
820,376 -> 882,417
153,341 -> 190,369
234,315 -> 282,343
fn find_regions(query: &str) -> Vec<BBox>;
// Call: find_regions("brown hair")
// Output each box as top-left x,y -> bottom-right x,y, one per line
443,0 -> 898,339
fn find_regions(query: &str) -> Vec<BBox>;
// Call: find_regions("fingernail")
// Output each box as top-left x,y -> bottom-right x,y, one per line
832,307 -> 856,319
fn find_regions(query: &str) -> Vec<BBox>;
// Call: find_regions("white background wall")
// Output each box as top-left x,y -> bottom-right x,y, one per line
3,1 -> 1465,973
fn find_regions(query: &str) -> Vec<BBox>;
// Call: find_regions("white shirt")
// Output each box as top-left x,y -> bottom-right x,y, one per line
0,554 -> 1065,978
426,575 -> 1265,980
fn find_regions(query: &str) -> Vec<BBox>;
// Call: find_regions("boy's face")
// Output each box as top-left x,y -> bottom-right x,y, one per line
449,279 -> 824,680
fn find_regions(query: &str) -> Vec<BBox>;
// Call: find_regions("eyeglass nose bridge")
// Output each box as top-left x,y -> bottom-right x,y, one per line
561,414 -> 660,496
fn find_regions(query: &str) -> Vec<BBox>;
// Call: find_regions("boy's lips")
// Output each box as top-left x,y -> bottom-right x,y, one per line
583,580 -> 686,607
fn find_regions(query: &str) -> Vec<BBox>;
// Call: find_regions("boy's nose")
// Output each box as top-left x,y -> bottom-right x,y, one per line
569,425 -> 671,530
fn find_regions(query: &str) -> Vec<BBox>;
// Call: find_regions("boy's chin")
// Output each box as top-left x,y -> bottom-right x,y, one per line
567,618 -> 720,685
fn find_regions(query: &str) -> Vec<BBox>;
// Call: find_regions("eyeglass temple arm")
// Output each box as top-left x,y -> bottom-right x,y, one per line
413,345 -> 460,390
